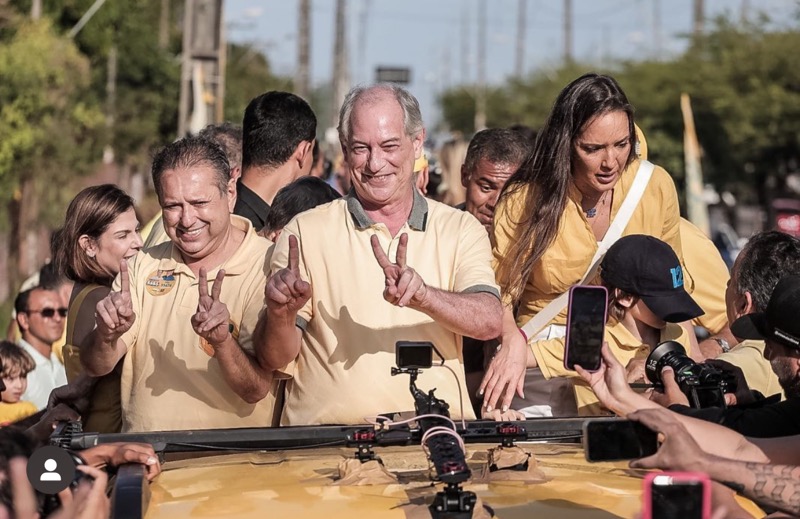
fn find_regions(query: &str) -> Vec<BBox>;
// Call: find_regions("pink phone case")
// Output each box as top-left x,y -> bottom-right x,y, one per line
564,285 -> 608,372
642,471 -> 712,519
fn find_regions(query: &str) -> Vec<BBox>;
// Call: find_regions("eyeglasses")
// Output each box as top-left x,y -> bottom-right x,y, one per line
26,307 -> 68,319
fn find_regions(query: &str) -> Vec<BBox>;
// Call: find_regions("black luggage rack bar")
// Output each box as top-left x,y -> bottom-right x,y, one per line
52,417 -> 588,454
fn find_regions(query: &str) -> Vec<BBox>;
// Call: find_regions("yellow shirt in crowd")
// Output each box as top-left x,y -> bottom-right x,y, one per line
679,218 -> 730,335
717,339 -> 784,400
0,400 -> 38,425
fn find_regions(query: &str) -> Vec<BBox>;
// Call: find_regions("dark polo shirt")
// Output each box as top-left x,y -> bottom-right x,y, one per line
233,179 -> 270,232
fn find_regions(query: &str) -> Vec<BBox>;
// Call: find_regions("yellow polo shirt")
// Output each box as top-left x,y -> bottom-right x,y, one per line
271,190 -> 499,425
679,218 -> 729,335
116,215 -> 275,432
494,158 -> 683,327
717,339 -> 784,400
530,322 -> 691,415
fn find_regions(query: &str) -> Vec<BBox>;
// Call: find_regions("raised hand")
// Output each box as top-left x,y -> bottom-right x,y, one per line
371,233 -> 427,307
266,234 -> 311,315
191,268 -> 231,347
95,260 -> 136,341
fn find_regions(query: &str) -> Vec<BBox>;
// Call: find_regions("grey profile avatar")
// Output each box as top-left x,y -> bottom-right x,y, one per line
26,445 -> 75,494
40,458 -> 62,481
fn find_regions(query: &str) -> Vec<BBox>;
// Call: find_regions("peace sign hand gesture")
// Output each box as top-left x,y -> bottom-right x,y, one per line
191,268 -> 231,347
95,260 -> 136,341
371,233 -> 428,308
266,234 -> 312,316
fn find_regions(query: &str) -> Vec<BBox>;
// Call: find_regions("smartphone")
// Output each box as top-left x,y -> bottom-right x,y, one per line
396,341 -> 434,369
564,285 -> 608,372
583,418 -> 659,462
642,472 -> 711,519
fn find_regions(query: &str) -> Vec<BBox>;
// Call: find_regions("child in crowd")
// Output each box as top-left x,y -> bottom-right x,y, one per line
525,234 -> 704,415
0,340 -> 38,425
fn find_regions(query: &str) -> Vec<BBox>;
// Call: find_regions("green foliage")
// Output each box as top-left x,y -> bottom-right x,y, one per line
225,43 -> 293,124
0,19 -> 103,226
439,16 -> 800,202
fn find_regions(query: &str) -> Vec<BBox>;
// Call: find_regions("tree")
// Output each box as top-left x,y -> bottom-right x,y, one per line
0,17 -> 103,288
224,42 -> 293,124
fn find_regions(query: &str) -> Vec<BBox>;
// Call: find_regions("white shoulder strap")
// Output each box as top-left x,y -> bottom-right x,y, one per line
520,160 -> 655,338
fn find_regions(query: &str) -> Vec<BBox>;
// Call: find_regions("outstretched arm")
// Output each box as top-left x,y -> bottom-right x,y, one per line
629,408 -> 799,516
576,343 -> 771,463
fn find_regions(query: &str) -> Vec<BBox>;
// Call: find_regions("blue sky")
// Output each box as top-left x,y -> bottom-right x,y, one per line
225,0 -> 797,129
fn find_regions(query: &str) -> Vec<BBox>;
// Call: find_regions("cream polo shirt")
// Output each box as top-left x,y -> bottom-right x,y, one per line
116,215 -> 275,432
679,218 -> 730,335
717,339 -> 784,400
271,190 -> 499,425
493,158 -> 683,325
530,321 -> 691,415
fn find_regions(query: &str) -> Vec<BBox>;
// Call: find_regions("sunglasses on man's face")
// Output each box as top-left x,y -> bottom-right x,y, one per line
27,307 -> 68,318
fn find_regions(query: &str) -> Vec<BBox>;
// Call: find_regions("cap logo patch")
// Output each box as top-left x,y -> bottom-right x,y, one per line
670,266 -> 684,289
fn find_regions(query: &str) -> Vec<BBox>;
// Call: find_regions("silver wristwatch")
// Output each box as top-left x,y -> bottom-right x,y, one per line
713,337 -> 731,353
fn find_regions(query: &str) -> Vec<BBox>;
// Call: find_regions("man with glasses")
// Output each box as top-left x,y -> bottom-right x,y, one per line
13,286 -> 67,410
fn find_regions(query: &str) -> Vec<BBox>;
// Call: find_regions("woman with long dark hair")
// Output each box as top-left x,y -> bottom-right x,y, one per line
481,73 -> 684,417
51,184 -> 143,432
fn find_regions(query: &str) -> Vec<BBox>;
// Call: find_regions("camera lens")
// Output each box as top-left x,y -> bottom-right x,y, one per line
645,341 -> 695,385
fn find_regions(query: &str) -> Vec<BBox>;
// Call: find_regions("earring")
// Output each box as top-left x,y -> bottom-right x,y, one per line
86,251 -> 95,259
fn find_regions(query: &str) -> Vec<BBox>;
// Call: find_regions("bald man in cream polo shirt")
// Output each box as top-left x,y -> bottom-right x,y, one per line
255,84 -> 503,425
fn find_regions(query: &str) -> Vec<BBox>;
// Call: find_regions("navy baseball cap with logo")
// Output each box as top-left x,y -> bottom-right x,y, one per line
731,275 -> 800,350
600,234 -> 704,323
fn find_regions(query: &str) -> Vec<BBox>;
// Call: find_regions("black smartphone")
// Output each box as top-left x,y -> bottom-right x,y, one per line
395,341 -> 433,369
643,472 -> 711,519
583,418 -> 659,462
564,285 -> 608,372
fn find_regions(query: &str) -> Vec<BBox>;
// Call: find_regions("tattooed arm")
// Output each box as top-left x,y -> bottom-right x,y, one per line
704,460 -> 800,516
627,408 -> 800,515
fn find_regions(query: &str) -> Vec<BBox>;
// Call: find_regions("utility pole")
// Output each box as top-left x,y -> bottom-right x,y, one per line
563,0 -> 573,64
460,6 -> 469,85
296,0 -> 311,100
653,0 -> 662,59
160,0 -> 171,49
740,0 -> 750,24
474,0 -> 487,132
693,0 -> 704,37
331,0 -> 349,131
178,0 -> 226,137
515,0 -> 526,77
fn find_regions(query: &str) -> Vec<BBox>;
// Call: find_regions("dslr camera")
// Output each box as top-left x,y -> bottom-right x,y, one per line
645,341 -> 737,409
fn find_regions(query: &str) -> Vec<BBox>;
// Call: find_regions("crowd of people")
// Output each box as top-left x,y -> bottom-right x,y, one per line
1,73 -> 799,517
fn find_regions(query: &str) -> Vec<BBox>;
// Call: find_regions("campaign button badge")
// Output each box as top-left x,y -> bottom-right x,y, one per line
145,269 -> 176,296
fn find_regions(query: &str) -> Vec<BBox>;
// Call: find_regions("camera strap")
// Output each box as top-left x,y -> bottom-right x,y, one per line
520,160 -> 656,339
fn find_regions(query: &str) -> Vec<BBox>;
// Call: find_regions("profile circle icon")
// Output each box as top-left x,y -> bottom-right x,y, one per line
26,446 -> 75,494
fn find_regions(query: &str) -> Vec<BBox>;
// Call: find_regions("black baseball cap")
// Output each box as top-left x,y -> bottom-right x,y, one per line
600,235 -> 704,323
731,275 -> 800,350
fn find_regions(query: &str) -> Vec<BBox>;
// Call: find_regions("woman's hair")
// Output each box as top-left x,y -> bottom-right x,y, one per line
495,73 -> 636,305
600,280 -> 637,324
51,184 -> 136,286
0,340 -> 35,378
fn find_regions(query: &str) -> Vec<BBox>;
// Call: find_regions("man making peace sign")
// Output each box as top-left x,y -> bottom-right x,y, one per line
255,85 -> 502,425
85,137 -> 275,432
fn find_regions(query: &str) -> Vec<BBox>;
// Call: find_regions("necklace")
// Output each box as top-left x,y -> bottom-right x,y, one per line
584,191 -> 609,219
